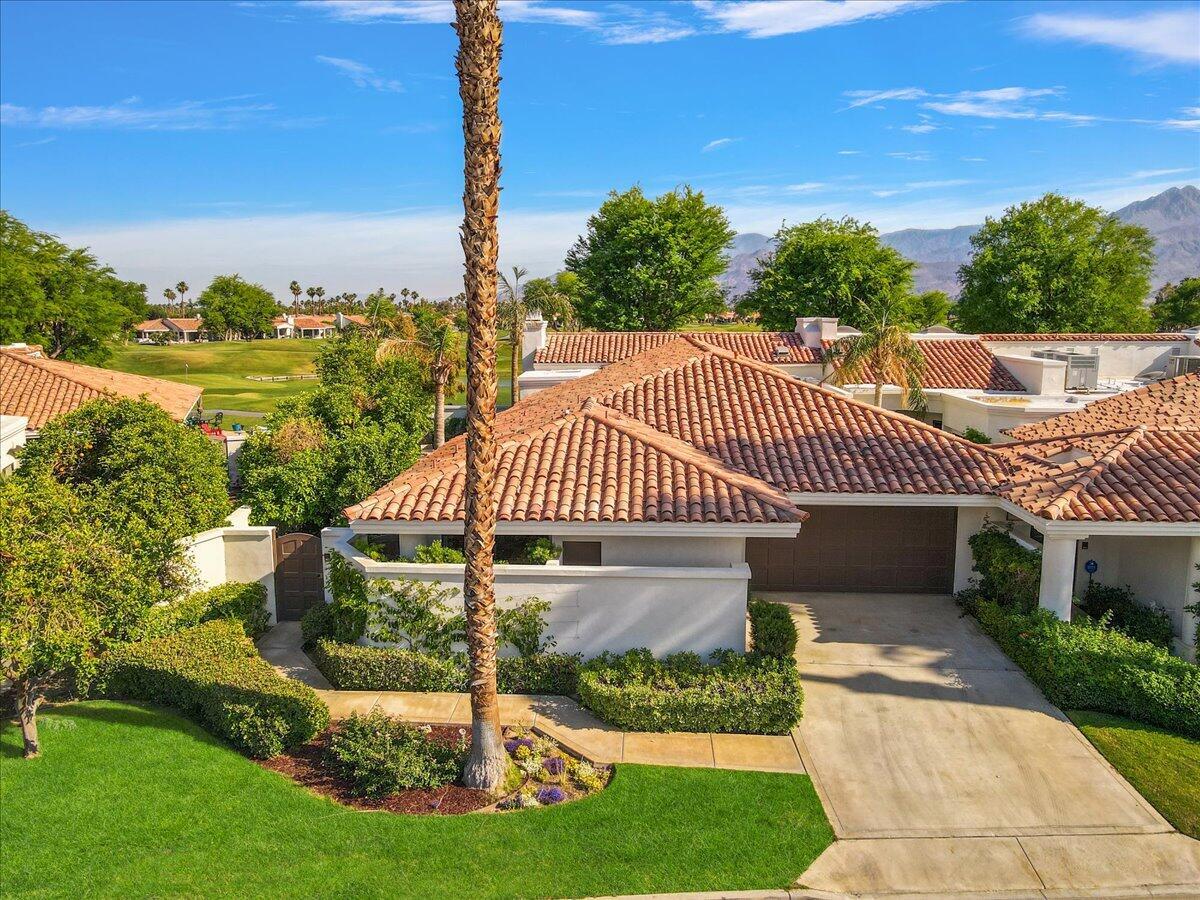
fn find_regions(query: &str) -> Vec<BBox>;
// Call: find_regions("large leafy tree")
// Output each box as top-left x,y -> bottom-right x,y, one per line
17,397 -> 231,596
565,186 -> 734,331
955,193 -> 1154,334
0,211 -> 147,363
904,290 -> 953,330
739,217 -> 915,331
196,274 -> 278,339
238,331 -> 431,531
0,475 -> 150,757
1150,277 -> 1200,331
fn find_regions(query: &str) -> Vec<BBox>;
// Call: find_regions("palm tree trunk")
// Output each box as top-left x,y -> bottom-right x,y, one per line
434,384 -> 446,448
455,0 -> 508,792
510,337 -> 520,405
874,381 -> 885,408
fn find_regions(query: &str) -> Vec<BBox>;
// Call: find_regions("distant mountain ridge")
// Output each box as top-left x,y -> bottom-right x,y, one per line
719,185 -> 1200,300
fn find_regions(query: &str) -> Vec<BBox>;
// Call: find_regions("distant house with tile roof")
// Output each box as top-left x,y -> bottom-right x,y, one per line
134,317 -> 204,343
333,336 -> 1200,661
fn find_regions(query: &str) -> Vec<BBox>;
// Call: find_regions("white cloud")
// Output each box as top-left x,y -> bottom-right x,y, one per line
15,136 -> 57,147
785,182 -> 825,193
1023,8 -> 1200,65
315,56 -> 403,92
901,123 -> 938,133
960,156 -> 987,162
888,150 -> 932,161
701,137 -> 740,152
871,189 -> 905,197
837,149 -> 862,155
906,179 -> 972,189
923,99 -> 1036,119
0,97 -> 279,130
299,0 -> 598,26
842,87 -> 928,109
1160,107 -> 1200,130
601,5 -> 696,44
696,0 -> 941,39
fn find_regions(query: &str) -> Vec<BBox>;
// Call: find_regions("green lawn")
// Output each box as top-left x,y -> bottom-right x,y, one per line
1069,710 -> 1200,839
1,702 -> 833,898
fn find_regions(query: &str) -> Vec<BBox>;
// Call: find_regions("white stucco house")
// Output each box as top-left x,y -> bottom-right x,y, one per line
327,334 -> 1200,662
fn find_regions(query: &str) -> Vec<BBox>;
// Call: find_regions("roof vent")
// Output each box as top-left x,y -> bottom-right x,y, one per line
772,345 -> 790,361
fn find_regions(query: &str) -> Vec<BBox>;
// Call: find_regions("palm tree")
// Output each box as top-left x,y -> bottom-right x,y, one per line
306,286 -> 317,313
454,0 -> 508,792
377,316 -> 464,447
162,287 -> 176,314
824,300 -> 927,411
498,266 -> 573,405
289,280 -> 302,311
176,281 -> 189,315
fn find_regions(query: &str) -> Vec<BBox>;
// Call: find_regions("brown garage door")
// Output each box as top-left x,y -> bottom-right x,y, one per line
747,506 -> 956,593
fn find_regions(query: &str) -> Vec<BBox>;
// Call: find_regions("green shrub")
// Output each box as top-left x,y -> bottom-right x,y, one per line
497,598 -> 554,657
366,579 -> 464,655
93,620 -> 329,757
578,648 -> 803,734
973,600 -> 1199,738
961,426 -> 992,444
520,538 -> 561,565
349,535 -> 392,561
968,525 -> 1041,611
138,582 -> 271,641
325,710 -> 467,797
1080,582 -> 1174,649
748,600 -> 798,658
410,541 -> 466,564
497,653 -> 581,695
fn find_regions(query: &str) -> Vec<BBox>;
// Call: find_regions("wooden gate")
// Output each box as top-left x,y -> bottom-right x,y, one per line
274,533 -> 325,621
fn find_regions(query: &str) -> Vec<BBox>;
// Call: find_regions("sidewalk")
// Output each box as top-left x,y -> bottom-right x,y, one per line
258,622 -> 805,773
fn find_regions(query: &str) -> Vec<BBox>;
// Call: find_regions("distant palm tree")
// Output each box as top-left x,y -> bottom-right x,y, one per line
377,316 -> 464,447
498,265 -> 573,405
175,281 -> 189,315
289,280 -> 302,311
825,301 -> 927,410
306,286 -> 317,313
163,287 -> 176,314
455,0 -> 508,793
315,286 -> 326,313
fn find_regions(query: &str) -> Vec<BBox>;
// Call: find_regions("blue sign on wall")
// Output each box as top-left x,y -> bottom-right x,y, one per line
1084,559 -> 1099,574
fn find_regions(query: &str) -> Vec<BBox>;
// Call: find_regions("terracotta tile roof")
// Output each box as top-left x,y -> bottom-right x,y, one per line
134,319 -> 170,331
536,331 -> 823,365
980,332 -> 1188,342
164,318 -> 202,331
1003,373 -> 1200,441
0,349 -> 203,428
537,331 -> 1022,390
293,315 -> 335,329
341,314 -> 369,325
997,426 -> 1200,522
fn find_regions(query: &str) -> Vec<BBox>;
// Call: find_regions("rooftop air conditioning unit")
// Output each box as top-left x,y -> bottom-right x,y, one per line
1168,355 -> 1200,378
1031,348 -> 1100,392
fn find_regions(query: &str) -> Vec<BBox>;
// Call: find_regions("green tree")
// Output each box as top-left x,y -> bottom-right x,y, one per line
955,193 -> 1154,334
825,300 -> 927,409
238,331 -> 431,530
176,281 -> 190,315
565,186 -> 734,330
17,397 -> 231,596
289,280 -> 302,311
379,315 -> 465,447
524,271 -> 581,328
0,211 -> 147,363
0,475 -> 152,757
499,265 -> 575,404
739,217 -> 915,331
1150,277 -> 1200,331
904,290 -> 953,330
163,287 -> 177,313
196,274 -> 278,339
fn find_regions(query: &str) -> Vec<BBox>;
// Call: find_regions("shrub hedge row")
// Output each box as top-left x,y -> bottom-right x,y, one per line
1079,582 -> 1174,649
577,648 -> 803,735
94,620 -> 329,757
972,599 -> 1199,738
308,638 -> 582,696
138,581 -> 271,641
748,599 -> 798,658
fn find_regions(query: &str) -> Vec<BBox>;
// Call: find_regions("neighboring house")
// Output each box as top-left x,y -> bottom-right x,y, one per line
134,317 -> 204,343
333,335 -> 1200,661
291,315 -> 337,339
520,317 -> 1200,442
1,414 -> 27,474
334,312 -> 369,329
272,316 -> 295,339
0,346 -> 204,444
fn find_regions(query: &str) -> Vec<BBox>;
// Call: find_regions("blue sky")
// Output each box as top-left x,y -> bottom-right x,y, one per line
2,0 -> 1198,297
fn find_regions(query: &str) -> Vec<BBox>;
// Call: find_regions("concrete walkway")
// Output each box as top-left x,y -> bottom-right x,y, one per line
257,622 -> 805,773
775,592 -> 1200,897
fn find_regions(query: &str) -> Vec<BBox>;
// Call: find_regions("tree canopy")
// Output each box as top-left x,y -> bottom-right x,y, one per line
1150,277 -> 1200,331
196,274 -> 278,339
238,331 -> 432,531
565,186 -> 734,330
738,217 -> 915,331
0,211 -> 147,363
904,290 -> 953,330
954,193 -> 1154,334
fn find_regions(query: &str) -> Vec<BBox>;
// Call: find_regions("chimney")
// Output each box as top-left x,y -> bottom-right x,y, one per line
522,314 -> 548,371
795,316 -> 839,349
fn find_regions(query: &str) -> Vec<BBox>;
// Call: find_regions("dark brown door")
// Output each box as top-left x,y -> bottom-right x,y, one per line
275,532 -> 325,620
747,506 -> 956,593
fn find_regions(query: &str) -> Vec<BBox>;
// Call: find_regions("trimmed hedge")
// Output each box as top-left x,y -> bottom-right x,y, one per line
1080,582 -> 1174,649
974,599 -> 1199,738
578,649 -> 803,735
94,620 -> 329,757
749,599 -> 798,658
967,526 -> 1040,612
309,638 -> 581,696
138,582 -> 271,640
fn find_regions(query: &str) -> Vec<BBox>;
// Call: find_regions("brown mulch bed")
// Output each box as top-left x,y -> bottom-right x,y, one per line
258,724 -> 495,815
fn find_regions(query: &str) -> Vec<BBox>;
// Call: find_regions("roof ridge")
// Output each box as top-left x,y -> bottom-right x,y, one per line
1041,426 -> 1147,520
997,425 -> 1142,449
1,348 -> 112,396
581,400 -> 806,521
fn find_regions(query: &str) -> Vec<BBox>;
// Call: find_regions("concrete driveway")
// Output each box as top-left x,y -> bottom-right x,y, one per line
771,592 -> 1200,896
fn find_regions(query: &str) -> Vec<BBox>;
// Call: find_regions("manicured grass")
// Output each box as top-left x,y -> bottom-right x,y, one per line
107,341 -> 323,415
1,702 -> 833,898
1069,710 -> 1200,839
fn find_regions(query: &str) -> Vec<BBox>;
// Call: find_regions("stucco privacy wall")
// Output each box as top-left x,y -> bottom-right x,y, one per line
1076,534 -> 1200,660
182,507 -> 278,625
322,528 -> 750,658
984,340 -> 1183,379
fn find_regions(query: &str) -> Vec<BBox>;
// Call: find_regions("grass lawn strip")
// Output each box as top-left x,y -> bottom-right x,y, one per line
1068,710 -> 1200,839
2,701 -> 833,898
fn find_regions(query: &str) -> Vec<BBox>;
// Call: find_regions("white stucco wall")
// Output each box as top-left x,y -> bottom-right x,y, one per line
993,354 -> 1067,395
182,510 -> 278,624
597,535 -> 746,567
984,341 -> 1185,379
0,415 -> 28,473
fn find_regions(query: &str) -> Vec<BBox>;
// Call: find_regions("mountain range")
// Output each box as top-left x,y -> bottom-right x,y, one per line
719,185 -> 1200,300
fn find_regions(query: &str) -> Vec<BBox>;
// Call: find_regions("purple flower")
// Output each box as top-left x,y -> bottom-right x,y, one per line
543,756 -> 565,776
504,740 -> 519,753
536,786 -> 565,805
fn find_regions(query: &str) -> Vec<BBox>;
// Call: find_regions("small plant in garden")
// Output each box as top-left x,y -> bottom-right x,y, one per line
967,523 -> 1040,612
749,599 -> 798,658
409,540 -> 467,564
497,598 -> 555,657
366,579 -> 466,656
325,711 -> 467,798
961,426 -> 992,444
494,725 -> 611,810
522,538 -> 561,565
349,535 -> 392,562
1080,582 -> 1173,649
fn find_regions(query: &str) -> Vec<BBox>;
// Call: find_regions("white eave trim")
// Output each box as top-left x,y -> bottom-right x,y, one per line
347,519 -> 803,538
787,492 -> 999,507
995,498 -> 1200,537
